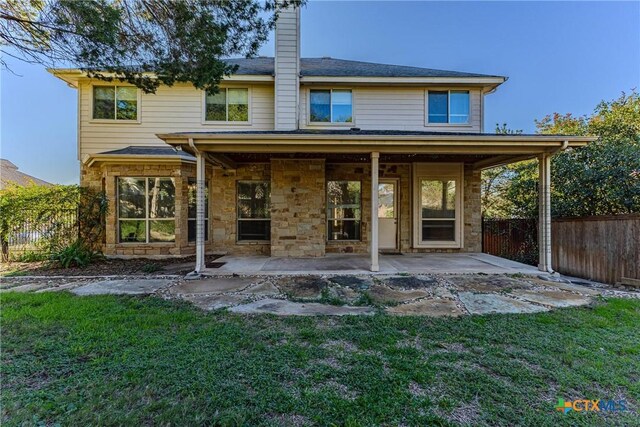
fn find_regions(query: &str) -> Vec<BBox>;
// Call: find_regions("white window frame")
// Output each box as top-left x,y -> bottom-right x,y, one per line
90,84 -> 141,124
412,163 -> 464,249
202,87 -> 252,125
425,90 -> 471,126
308,88 -> 355,126
236,180 -> 271,243
117,177 -> 176,244
327,180 -> 362,242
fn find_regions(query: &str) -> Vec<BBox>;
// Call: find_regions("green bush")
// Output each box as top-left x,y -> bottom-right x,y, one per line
49,240 -> 102,268
0,184 -> 108,264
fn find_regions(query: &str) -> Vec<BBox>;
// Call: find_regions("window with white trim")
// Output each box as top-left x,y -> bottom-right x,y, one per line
93,86 -> 138,120
118,177 -> 175,243
237,181 -> 270,241
310,89 -> 352,123
205,88 -> 249,122
187,178 -> 209,242
427,90 -> 469,124
327,181 -> 361,241
420,180 -> 456,241
413,163 -> 463,248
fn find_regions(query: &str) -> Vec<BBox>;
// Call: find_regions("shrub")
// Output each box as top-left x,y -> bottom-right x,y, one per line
49,240 -> 102,268
0,184 -> 108,263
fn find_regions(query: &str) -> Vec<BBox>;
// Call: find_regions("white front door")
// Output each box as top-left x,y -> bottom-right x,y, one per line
378,180 -> 398,250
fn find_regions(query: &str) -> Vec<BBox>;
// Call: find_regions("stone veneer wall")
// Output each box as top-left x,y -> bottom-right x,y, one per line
80,160 -> 483,258
270,159 -> 326,257
462,164 -> 482,252
211,164 -> 271,255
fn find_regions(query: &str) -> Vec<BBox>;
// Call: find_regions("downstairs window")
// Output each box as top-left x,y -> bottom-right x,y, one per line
118,177 -> 176,243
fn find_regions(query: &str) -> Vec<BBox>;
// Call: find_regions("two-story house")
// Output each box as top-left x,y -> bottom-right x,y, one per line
50,6 -> 593,273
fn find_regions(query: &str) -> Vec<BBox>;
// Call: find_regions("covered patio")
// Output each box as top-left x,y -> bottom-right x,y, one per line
157,130 -> 595,276
201,252 -> 543,276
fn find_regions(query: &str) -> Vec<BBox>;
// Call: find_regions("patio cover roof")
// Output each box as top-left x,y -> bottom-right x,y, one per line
156,130 -> 596,169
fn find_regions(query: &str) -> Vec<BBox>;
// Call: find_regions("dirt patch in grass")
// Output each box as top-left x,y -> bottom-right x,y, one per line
0,255 -> 220,277
276,276 -> 330,299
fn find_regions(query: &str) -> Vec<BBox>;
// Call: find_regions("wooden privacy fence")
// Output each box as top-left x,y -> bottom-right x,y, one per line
482,218 -> 538,266
552,215 -> 640,285
483,215 -> 640,284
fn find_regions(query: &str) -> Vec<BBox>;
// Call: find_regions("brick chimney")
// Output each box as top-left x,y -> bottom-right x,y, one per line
274,4 -> 300,130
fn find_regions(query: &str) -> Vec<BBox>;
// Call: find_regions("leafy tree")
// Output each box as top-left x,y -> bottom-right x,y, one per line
482,90 -> 640,218
1,0 -> 303,93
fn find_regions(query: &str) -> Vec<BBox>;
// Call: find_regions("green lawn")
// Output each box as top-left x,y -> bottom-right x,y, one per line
1,293 -> 638,426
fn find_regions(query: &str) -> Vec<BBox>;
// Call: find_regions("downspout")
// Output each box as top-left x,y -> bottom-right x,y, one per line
188,138 -> 206,274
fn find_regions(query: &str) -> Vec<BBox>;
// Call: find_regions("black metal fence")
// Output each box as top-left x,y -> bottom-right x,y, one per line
3,208 -> 78,259
482,218 -> 538,266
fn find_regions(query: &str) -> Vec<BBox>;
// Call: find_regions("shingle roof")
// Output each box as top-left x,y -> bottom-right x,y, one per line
161,129 -> 549,137
99,146 -> 195,160
0,159 -> 52,189
223,57 -> 504,79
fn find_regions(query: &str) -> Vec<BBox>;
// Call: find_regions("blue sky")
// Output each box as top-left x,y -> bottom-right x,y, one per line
1,1 -> 639,184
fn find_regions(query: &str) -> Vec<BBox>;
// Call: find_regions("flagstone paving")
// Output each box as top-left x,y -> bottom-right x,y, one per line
4,272 -> 639,316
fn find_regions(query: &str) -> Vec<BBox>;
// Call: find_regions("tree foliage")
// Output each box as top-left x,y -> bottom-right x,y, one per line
0,184 -> 108,262
1,0 -> 303,93
482,90 -> 640,218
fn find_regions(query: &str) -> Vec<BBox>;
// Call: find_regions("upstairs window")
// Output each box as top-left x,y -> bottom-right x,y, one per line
310,89 -> 352,123
93,86 -> 138,120
205,88 -> 249,122
427,90 -> 469,124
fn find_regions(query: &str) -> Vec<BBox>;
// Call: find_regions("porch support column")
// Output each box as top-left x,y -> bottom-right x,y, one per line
195,149 -> 206,274
538,153 -> 552,272
370,152 -> 380,272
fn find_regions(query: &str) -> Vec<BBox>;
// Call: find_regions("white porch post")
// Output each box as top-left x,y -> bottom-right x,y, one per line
538,153 -> 552,272
195,151 -> 206,273
370,152 -> 380,272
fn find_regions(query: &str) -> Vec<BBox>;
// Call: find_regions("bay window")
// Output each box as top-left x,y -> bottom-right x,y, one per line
118,177 -> 176,243
327,181 -> 361,241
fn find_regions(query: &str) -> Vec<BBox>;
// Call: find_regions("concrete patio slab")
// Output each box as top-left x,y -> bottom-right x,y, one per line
387,298 -> 464,317
510,289 -> 592,308
229,298 -> 376,316
72,279 -> 174,295
202,253 -> 543,276
169,277 -> 258,295
458,292 -> 548,315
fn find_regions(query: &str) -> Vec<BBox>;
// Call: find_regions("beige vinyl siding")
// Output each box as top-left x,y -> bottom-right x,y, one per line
274,6 -> 300,130
79,82 -> 274,158
300,86 -> 482,132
